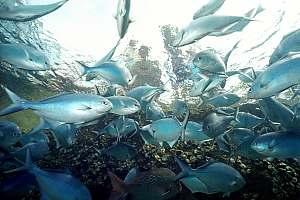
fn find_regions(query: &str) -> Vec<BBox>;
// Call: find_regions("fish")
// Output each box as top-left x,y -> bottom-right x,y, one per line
172,99 -> 188,118
251,131 -> 300,159
193,49 -> 226,75
193,39 -> 240,75
139,130 -> 161,147
175,157 -> 245,196
101,142 -> 137,161
22,117 -> 76,148
77,61 -> 135,86
184,121 -> 211,143
269,28 -> 300,65
258,97 -> 295,129
193,0 -> 226,19
226,128 -> 257,147
145,103 -> 166,121
206,92 -> 241,108
203,111 -> 236,138
6,149 -> 92,200
173,15 -> 252,47
249,54 -> 300,99
142,110 -> 189,147
0,87 -> 113,124
190,75 -> 226,97
210,4 -> 264,36
234,112 -> 265,129
102,117 -> 138,138
127,84 -> 165,110
0,0 -> 68,22
235,137 -> 266,160
0,121 -> 22,151
107,96 -> 141,115
0,43 -> 50,71
115,0 -> 132,39
108,167 -> 181,200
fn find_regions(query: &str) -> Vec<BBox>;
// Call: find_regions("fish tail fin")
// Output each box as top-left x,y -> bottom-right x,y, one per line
0,86 -> 28,116
75,61 -> 89,77
224,40 -> 240,67
174,156 -> 191,179
2,86 -> 24,103
107,170 -> 127,194
4,148 -> 34,174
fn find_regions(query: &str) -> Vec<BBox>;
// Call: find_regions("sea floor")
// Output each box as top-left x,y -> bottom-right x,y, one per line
1,122 -> 299,200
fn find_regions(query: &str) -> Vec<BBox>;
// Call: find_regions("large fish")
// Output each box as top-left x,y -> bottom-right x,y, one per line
193,0 -> 226,19
203,111 -> 236,138
127,84 -> 165,110
108,167 -> 180,200
251,131 -> 300,159
193,39 -> 240,75
258,97 -> 295,129
175,157 -> 245,196
77,61 -> 135,86
210,5 -> 264,36
142,109 -> 189,147
249,54 -> 300,99
101,117 -> 138,138
107,96 -> 141,115
173,15 -> 251,47
145,103 -> 166,121
184,121 -> 211,143
115,0 -> 132,39
206,93 -> 241,108
0,43 -> 50,71
6,149 -> 92,200
0,0 -> 68,22
269,28 -> 300,65
0,87 -> 112,124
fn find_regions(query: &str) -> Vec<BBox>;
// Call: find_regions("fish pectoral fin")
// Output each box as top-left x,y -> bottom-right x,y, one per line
76,105 -> 93,111
180,177 -> 209,194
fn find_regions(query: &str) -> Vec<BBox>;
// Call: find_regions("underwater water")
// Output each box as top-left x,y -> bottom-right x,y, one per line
1,0 -> 300,199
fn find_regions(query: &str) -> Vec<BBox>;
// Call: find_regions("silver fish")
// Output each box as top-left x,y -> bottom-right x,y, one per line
115,0 -> 132,39
0,0 -> 68,22
77,61 -> 135,86
0,43 -> 50,71
269,28 -> 300,65
173,15 -> 251,47
0,87 -> 112,124
249,54 -> 300,99
193,0 -> 226,19
107,96 -> 141,115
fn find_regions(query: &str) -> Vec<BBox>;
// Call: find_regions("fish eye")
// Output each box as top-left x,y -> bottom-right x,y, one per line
103,101 -> 109,105
198,56 -> 202,60
29,58 -> 33,61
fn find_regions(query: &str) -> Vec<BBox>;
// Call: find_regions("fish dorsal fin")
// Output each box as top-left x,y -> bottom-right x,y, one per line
39,92 -> 73,102
224,40 -> 240,68
124,168 -> 140,184
107,170 -> 127,193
